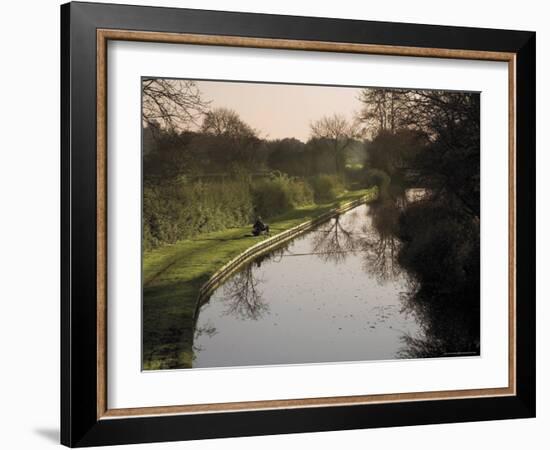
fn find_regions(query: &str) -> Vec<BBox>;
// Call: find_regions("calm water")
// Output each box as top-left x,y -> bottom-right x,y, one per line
193,201 -> 426,368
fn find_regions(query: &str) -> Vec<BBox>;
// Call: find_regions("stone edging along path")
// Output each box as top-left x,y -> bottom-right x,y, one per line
192,194 -> 372,322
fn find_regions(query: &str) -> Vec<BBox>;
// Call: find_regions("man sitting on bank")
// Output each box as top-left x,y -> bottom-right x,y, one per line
252,216 -> 270,236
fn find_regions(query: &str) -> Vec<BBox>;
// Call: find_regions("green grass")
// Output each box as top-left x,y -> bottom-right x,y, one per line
142,187 -> 376,370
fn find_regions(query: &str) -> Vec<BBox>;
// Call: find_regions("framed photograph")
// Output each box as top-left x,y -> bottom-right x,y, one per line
61,1 -> 536,447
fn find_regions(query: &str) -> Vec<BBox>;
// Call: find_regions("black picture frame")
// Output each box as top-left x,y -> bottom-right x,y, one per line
61,1 -> 536,447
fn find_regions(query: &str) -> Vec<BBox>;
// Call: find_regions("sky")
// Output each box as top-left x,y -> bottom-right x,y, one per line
194,80 -> 364,142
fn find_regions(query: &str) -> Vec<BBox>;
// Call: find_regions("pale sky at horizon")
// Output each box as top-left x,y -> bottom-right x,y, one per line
194,80 -> 364,142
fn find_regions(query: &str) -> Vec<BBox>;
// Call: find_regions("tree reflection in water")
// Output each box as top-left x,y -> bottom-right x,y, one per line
219,248 -> 286,321
310,198 -> 404,282
310,214 -> 358,264
196,192 -> 479,360
398,288 -> 480,359
309,190 -> 480,359
192,321 -> 218,355
360,199 -> 402,282
396,199 -> 480,358
221,264 -> 267,320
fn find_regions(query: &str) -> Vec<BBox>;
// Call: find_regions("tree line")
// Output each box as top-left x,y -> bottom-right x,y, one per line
142,79 -> 480,254
143,80 -> 479,208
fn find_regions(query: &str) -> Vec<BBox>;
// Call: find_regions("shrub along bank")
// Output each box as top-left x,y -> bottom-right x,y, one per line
143,172 -> 348,251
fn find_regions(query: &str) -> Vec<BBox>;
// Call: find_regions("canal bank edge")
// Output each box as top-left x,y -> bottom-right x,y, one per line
193,190 -> 378,322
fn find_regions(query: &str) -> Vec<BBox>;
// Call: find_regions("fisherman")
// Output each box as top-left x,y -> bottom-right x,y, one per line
252,216 -> 270,236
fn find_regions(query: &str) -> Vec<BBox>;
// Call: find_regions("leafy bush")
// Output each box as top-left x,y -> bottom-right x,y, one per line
252,173 -> 313,218
143,179 -> 253,250
287,179 -> 314,207
308,174 -> 344,202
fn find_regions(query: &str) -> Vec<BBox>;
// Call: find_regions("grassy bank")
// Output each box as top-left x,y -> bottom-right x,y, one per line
143,187 -> 376,370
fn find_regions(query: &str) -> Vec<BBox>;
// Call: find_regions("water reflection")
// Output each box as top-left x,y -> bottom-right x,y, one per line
396,195 -> 481,358
310,214 -> 358,264
310,198 -> 403,283
361,200 -> 402,282
397,275 -> 480,359
192,188 -> 480,367
218,251 -> 286,320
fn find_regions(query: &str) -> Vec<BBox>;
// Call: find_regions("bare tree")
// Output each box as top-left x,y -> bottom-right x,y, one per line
401,90 -> 480,142
400,90 -> 481,217
310,114 -> 362,173
357,88 -> 410,136
222,265 -> 268,320
311,215 -> 357,264
199,107 -> 261,168
360,201 -> 402,282
142,79 -> 209,133
201,107 -> 256,137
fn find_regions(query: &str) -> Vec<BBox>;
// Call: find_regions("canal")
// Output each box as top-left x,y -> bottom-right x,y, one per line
192,200 -> 428,368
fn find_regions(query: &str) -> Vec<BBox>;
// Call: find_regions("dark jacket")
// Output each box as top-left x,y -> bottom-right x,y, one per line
253,219 -> 267,231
